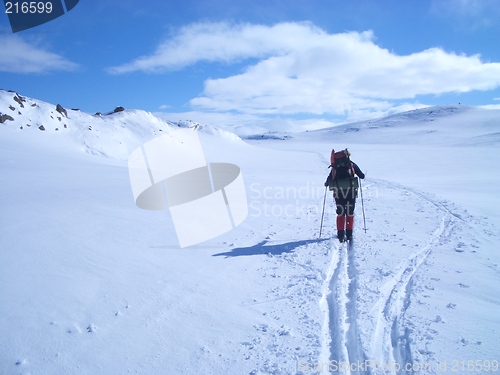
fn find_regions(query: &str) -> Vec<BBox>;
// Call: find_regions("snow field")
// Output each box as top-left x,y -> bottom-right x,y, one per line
1,91 -> 499,374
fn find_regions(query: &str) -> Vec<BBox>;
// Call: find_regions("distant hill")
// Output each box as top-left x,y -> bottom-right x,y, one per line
297,104 -> 500,147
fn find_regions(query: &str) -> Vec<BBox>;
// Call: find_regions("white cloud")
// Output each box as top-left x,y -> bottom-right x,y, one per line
107,22 -> 320,74
110,22 -> 500,122
480,104 -> 500,110
432,0 -> 499,17
187,25 -> 500,116
0,35 -> 79,74
430,0 -> 500,28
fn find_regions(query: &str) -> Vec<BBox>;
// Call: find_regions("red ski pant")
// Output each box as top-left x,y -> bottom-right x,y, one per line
334,188 -> 357,231
336,215 -> 354,231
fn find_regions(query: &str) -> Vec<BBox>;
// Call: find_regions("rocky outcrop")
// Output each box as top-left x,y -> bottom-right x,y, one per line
14,93 -> 26,108
0,113 -> 14,123
56,104 -> 68,118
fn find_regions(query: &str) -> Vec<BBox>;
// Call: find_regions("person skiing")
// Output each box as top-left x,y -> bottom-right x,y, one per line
324,149 -> 365,242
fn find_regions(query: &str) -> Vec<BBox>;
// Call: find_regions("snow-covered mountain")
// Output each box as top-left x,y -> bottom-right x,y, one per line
1,91 -> 499,374
0,89 -> 241,160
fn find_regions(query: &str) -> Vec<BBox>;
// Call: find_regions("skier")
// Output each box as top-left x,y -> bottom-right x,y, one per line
324,149 -> 365,242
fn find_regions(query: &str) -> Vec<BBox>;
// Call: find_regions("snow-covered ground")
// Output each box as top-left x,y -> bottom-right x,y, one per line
1,90 -> 499,374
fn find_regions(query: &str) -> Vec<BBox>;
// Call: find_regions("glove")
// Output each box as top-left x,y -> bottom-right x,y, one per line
324,181 -> 329,187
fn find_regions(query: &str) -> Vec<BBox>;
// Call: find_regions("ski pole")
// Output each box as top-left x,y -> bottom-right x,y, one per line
359,178 -> 367,233
319,185 -> 327,238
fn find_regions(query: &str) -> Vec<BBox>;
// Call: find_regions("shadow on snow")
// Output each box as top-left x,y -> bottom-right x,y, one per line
213,238 -> 329,258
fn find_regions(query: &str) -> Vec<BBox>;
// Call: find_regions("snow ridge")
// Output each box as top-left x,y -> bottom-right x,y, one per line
0,89 -> 242,160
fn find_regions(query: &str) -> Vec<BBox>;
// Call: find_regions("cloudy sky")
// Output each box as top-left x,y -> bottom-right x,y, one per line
1,0 -> 500,132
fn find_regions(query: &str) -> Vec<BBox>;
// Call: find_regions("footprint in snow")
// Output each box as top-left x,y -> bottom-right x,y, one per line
87,324 -> 96,333
455,242 -> 466,252
67,325 -> 82,334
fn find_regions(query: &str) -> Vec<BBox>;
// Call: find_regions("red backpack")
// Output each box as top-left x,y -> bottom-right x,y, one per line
330,149 -> 355,180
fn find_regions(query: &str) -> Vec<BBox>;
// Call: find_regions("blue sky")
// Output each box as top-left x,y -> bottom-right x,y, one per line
1,0 -> 500,133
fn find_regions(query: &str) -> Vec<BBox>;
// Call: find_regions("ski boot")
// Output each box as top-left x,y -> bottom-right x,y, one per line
337,230 -> 345,243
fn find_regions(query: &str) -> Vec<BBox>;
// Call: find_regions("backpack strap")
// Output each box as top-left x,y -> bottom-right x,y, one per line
330,149 -> 336,179
343,148 -> 355,178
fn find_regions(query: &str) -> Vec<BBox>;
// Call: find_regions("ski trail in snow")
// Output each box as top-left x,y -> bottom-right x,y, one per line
345,241 -> 371,374
319,240 -> 341,368
329,242 -> 350,366
370,215 -> 452,374
318,177 -> 462,375
319,239 -> 351,373
366,179 -> 459,374
321,239 -> 371,375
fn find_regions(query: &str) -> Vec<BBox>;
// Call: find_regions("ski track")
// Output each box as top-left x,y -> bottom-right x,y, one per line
321,239 -> 371,375
328,242 -> 350,366
345,241 -> 371,375
370,216 -> 451,375
319,240 -> 341,369
319,179 -> 458,375
368,179 -> 457,375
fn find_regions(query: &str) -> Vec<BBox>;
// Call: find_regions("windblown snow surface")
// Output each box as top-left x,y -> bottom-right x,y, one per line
1,90 -> 499,374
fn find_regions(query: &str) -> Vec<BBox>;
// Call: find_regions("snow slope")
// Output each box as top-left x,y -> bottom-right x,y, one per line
0,90 -> 240,160
1,91 -> 499,374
